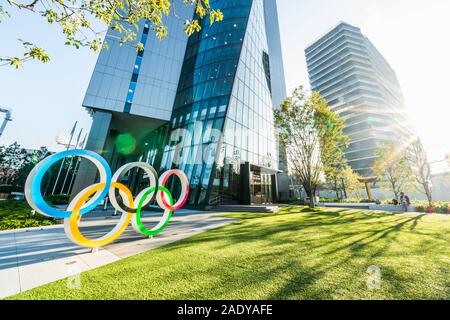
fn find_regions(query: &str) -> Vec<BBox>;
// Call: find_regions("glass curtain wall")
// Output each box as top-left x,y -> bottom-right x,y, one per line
162,0 -> 253,206
218,0 -> 279,202
162,0 -> 279,207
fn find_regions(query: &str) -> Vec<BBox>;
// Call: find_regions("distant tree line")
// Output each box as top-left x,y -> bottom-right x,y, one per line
0,142 -> 75,196
374,138 -> 433,208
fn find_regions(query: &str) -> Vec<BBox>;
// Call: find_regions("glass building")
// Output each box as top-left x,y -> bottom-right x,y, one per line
72,0 -> 288,208
305,22 -> 414,177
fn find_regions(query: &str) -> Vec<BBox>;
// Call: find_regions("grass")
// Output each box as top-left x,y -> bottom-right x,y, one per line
8,206 -> 450,300
0,200 -> 58,231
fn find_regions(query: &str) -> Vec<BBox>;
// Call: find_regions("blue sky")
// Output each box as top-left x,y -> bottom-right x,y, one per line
1,0 -> 450,167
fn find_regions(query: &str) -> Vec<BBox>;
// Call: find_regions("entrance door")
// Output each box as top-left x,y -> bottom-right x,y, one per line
251,170 -> 263,204
250,169 -> 273,205
262,173 -> 273,204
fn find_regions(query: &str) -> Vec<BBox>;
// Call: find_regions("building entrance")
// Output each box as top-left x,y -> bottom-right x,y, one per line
250,167 -> 274,205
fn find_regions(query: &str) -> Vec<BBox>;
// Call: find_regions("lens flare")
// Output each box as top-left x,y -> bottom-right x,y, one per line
116,133 -> 137,155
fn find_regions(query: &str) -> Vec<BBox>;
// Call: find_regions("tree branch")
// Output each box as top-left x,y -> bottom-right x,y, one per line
7,0 -> 40,11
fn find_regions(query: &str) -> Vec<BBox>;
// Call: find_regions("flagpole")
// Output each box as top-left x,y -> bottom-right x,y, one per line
52,121 -> 77,195
67,133 -> 87,195
60,128 -> 83,195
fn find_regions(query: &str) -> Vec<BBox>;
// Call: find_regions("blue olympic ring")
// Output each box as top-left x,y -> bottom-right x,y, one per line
25,149 -> 112,219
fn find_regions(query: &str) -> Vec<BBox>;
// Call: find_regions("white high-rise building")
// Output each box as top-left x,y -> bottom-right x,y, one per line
305,22 -> 414,177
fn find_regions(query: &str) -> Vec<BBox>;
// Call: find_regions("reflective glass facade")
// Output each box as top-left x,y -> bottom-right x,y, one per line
220,0 -> 280,201
305,22 -> 414,177
124,21 -> 151,113
263,0 -> 287,109
75,0 -> 287,208
83,3 -> 193,120
162,0 -> 251,206
160,0 -> 281,206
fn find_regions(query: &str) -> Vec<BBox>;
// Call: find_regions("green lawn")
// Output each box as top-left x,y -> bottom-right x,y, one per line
0,200 -> 57,231
9,206 -> 450,300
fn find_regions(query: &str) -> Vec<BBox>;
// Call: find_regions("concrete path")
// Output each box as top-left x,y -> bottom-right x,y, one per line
0,211 -> 236,299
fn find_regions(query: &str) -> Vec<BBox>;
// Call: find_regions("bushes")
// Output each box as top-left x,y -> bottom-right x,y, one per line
413,201 -> 450,214
433,203 -> 450,214
317,198 -> 450,214
0,185 -> 23,194
44,194 -> 70,205
0,199 -> 58,231
286,199 -> 309,206
318,197 -> 379,204
0,214 -> 57,230
359,199 -> 381,204
318,197 -> 341,203
0,199 -> 30,213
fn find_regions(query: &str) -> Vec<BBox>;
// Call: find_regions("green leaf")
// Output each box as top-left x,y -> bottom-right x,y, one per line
10,57 -> 22,69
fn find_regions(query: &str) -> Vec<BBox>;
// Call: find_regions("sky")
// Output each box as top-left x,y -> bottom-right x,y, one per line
1,0 -> 450,170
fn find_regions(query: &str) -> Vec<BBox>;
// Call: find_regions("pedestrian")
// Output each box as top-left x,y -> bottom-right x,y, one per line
400,192 -> 411,212
405,194 -> 411,211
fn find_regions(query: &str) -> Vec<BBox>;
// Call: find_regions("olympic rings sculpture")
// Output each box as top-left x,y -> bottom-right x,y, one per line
25,150 -> 189,249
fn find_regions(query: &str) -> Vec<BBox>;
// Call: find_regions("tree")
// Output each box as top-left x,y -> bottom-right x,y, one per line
321,129 -> 349,200
274,86 -> 349,207
407,138 -> 432,208
324,164 -> 362,201
340,166 -> 362,200
0,143 -> 56,193
1,0 -> 223,68
0,142 -> 30,186
373,141 -> 414,200
15,147 -> 52,188
324,165 -> 345,200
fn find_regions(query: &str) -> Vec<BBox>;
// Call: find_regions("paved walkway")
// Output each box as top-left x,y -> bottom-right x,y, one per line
0,210 -> 236,299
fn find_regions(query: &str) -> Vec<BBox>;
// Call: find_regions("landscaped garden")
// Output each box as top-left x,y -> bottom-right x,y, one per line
413,201 -> 450,214
0,200 -> 59,231
319,198 -> 450,214
8,206 -> 450,300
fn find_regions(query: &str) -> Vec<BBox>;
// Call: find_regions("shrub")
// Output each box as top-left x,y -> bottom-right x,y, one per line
359,199 -> 379,204
0,185 -> 23,193
319,197 -> 341,203
318,198 -> 378,204
0,215 -> 56,230
413,201 -> 450,214
289,199 -> 309,206
0,199 -> 30,212
0,199 -> 58,231
44,194 -> 70,205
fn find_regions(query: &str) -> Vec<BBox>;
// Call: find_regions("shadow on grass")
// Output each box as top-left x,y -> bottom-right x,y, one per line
11,206 -> 450,300
125,209 -> 444,299
219,206 -> 348,220
168,209 -> 364,247
166,208 -> 436,264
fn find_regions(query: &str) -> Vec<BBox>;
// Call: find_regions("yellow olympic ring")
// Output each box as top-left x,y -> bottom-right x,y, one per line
65,182 -> 134,248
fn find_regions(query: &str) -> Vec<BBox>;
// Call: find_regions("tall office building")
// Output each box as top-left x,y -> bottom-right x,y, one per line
72,0 -> 288,208
305,22 -> 413,177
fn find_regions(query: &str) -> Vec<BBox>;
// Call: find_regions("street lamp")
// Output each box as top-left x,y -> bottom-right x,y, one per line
0,107 -> 12,138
